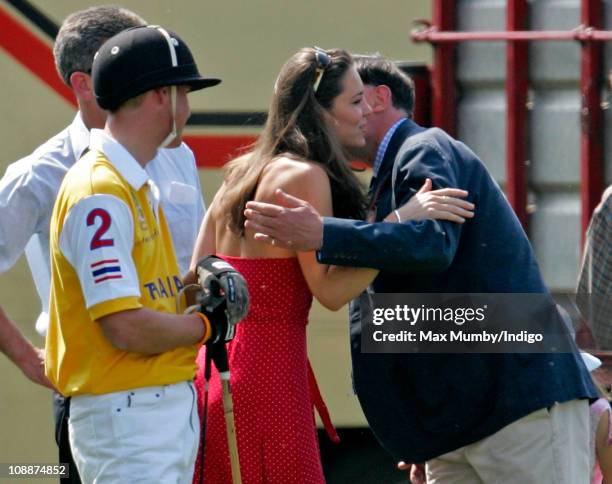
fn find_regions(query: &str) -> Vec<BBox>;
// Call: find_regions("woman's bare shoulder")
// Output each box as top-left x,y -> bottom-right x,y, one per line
255,156 -> 331,210
261,156 -> 329,191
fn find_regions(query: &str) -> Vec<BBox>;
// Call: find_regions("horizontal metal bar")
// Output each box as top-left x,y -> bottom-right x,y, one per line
592,30 -> 612,40
412,25 -> 612,43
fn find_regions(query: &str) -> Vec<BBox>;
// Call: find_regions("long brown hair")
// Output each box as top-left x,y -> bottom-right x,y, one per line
221,47 -> 368,234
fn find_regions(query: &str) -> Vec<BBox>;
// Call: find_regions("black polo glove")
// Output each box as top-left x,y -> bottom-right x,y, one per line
196,255 -> 249,344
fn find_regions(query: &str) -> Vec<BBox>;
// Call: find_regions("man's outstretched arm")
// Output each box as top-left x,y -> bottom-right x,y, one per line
244,177 -> 473,273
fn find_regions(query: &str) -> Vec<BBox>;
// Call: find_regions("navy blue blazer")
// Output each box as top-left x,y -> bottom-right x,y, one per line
318,119 -> 597,462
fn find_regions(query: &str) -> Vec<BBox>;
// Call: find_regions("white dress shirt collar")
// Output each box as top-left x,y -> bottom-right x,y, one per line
69,112 -> 92,161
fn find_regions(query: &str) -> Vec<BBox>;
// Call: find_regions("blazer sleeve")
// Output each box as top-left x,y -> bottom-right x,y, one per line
317,140 -> 463,274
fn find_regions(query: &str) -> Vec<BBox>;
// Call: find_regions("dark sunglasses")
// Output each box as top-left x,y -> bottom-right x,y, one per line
312,47 -> 331,93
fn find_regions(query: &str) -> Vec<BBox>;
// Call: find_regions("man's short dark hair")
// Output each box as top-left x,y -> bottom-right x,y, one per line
354,54 -> 415,117
53,5 -> 146,86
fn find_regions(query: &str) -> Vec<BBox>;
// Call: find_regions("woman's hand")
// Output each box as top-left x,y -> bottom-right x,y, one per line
385,179 -> 474,224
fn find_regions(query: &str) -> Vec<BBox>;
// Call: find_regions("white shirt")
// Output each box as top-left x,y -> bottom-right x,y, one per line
0,114 -> 205,335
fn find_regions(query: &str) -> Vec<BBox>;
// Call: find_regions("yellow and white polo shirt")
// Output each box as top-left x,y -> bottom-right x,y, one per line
46,129 -> 198,396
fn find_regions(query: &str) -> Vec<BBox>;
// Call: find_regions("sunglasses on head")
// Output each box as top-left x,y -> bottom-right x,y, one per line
312,47 -> 331,93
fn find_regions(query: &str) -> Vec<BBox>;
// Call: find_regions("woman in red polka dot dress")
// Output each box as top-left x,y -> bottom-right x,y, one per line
190,48 -> 467,483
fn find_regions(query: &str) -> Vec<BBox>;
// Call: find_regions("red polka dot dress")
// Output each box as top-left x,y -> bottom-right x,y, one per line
192,256 -> 326,484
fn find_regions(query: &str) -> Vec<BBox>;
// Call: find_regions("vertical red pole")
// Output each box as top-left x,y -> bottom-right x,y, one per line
580,0 -> 604,242
431,0 -> 456,135
506,0 -> 529,229
398,63 -> 431,127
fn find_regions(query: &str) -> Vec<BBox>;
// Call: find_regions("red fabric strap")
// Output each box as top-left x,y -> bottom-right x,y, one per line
307,359 -> 340,443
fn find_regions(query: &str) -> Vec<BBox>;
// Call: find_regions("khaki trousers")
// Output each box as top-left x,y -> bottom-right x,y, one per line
426,399 -> 590,484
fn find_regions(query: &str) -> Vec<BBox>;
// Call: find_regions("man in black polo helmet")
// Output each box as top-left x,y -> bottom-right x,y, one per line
45,26 -> 246,483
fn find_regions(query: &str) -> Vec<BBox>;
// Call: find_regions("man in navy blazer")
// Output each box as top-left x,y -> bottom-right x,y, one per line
244,55 -> 596,482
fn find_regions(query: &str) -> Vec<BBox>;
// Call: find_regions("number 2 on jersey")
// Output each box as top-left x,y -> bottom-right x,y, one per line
87,208 -> 114,250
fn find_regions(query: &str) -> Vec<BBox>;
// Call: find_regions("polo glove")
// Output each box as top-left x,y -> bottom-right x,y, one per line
195,255 -> 249,344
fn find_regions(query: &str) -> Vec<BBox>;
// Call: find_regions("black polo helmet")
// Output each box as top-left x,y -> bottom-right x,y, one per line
92,25 -> 220,111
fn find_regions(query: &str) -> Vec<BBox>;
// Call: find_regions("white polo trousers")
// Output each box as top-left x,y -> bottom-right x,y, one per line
69,381 -> 199,484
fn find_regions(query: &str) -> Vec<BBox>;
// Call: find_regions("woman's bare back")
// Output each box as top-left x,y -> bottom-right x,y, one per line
211,156 -> 330,259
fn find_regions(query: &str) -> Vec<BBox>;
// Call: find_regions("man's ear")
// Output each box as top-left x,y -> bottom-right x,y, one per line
152,86 -> 170,105
69,71 -> 95,102
371,85 -> 392,113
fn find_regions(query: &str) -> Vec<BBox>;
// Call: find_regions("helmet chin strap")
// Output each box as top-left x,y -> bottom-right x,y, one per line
152,25 -> 179,148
